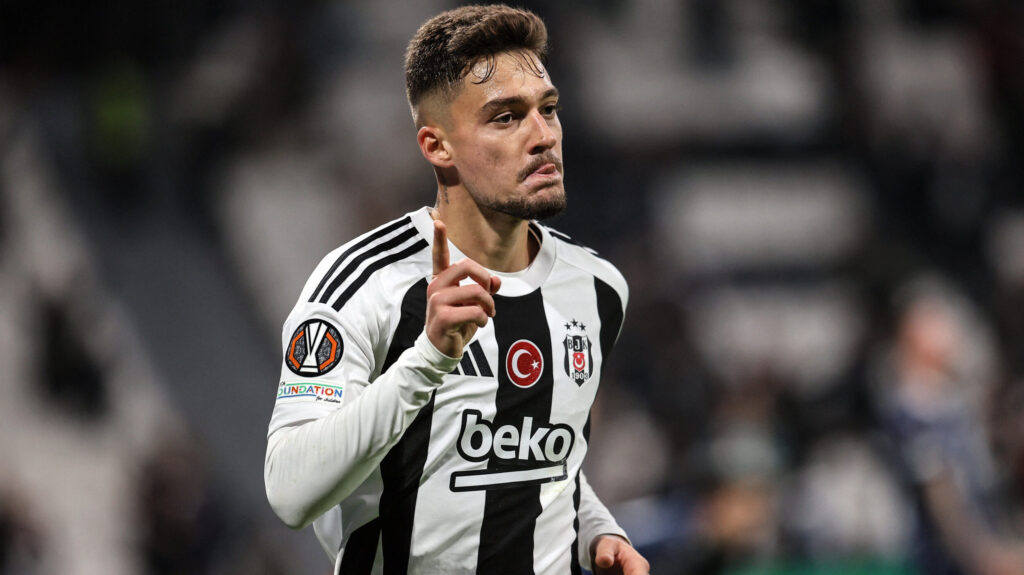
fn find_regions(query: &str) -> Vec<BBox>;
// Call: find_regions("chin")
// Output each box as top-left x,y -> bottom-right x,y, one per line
472,182 -> 567,221
508,187 -> 567,221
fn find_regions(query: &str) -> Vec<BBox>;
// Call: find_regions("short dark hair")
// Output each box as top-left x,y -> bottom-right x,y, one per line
404,4 -> 548,121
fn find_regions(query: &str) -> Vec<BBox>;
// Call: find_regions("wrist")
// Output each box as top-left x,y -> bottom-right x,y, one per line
415,331 -> 461,374
590,533 -> 631,557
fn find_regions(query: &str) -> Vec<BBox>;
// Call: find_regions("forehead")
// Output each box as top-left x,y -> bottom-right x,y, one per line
456,51 -> 556,108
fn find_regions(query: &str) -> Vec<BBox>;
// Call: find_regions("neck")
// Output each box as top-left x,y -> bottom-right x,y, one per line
433,187 -> 538,273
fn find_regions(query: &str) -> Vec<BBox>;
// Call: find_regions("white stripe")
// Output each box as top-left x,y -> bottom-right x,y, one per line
451,463 -> 565,490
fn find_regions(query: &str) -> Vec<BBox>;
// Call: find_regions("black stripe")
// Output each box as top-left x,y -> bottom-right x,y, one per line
594,277 -> 624,376
470,340 -> 492,377
477,290 -> 554,575
309,216 -> 411,303
548,228 -> 581,243
570,471 -> 582,575
548,228 -> 569,241
546,227 -> 597,254
380,278 -> 428,373
379,279 -> 430,575
338,518 -> 380,575
331,239 -> 429,311
321,227 -> 419,304
459,353 -> 476,376
527,221 -> 542,239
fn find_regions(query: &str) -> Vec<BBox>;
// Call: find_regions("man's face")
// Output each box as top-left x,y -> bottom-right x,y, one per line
444,50 -> 565,221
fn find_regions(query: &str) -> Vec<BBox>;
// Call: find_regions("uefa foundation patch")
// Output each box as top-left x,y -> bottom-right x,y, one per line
277,382 -> 343,404
286,319 -> 344,376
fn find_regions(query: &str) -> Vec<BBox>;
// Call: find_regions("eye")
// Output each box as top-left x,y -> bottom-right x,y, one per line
542,103 -> 561,117
492,112 -> 514,125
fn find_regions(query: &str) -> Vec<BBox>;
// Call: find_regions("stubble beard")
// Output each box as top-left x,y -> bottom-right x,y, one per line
469,183 -> 567,221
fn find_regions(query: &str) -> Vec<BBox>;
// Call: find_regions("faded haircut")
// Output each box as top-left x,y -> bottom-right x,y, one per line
404,4 -> 548,126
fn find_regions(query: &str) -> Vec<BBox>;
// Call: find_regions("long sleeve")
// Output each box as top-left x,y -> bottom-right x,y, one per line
265,332 -> 459,529
576,471 -> 630,571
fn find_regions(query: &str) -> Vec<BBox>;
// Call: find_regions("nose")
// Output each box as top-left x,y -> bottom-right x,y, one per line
527,109 -> 557,154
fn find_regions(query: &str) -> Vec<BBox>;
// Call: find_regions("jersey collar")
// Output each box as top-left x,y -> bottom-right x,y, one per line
410,206 -> 556,297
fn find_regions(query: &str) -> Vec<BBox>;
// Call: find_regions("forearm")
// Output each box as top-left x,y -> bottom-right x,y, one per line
265,332 -> 457,528
924,472 -> 1003,572
577,472 -> 629,570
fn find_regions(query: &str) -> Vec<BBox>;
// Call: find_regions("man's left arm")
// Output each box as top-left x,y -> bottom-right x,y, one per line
577,471 -> 650,575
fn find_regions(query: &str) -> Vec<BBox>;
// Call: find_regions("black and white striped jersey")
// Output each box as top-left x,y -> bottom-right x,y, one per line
265,207 -> 630,575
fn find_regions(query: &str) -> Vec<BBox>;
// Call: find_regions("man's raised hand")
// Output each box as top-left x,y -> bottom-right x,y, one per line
426,220 -> 501,359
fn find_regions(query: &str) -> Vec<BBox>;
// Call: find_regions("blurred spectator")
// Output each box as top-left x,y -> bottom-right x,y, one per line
587,384 -> 672,504
136,433 -> 226,575
784,435 -> 910,562
688,376 -> 784,574
875,281 -> 1024,575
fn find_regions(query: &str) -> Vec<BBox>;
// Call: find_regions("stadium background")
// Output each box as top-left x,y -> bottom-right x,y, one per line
1,0 -> 1023,573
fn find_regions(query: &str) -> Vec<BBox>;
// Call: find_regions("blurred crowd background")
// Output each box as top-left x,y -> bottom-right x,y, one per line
1,0 -> 1023,574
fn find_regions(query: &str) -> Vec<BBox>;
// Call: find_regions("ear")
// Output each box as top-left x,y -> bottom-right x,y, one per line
417,126 -> 454,169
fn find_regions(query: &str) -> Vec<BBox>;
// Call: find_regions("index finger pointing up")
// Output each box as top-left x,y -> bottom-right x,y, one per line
432,219 -> 450,277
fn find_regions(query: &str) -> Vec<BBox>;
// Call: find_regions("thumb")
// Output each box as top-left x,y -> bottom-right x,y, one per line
594,545 -> 616,568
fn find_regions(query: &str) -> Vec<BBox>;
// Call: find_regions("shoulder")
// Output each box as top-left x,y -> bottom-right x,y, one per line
281,212 -> 431,358
299,212 -> 431,312
537,222 -> 629,306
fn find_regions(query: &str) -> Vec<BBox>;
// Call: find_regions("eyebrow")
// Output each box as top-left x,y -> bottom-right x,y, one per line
480,87 -> 560,116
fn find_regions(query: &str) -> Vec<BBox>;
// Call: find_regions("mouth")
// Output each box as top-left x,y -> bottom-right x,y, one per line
521,160 -> 563,187
533,163 -> 558,176
523,164 -> 562,189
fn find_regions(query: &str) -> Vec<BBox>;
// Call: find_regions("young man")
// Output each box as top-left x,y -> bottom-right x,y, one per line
264,6 -> 649,574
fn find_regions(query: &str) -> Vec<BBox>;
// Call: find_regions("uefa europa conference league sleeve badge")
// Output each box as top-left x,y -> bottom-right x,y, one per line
286,319 -> 344,376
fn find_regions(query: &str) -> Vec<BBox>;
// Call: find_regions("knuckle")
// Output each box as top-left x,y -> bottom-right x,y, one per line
460,258 -> 483,274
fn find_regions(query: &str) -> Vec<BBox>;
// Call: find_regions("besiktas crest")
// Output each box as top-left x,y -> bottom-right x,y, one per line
562,319 -> 593,385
